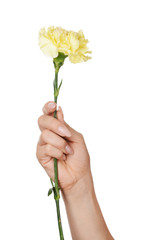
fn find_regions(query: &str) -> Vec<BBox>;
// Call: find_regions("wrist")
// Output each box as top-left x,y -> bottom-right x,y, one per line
61,170 -> 95,201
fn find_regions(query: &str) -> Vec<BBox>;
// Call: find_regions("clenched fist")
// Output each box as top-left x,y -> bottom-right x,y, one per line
36,101 -> 91,193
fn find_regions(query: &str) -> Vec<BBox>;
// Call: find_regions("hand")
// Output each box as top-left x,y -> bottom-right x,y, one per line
36,101 -> 91,193
36,101 -> 114,240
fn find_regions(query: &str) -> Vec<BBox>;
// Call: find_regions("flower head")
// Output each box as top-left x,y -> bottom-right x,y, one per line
39,26 -> 92,63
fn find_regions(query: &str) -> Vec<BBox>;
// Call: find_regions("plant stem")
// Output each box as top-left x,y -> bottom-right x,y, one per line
54,71 -> 60,198
56,199 -> 64,240
53,69 -> 64,240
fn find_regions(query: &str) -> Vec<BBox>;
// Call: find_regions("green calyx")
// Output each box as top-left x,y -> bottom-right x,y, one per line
53,52 -> 68,73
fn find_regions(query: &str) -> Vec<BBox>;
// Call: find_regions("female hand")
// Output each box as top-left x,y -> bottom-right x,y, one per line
36,102 -> 114,240
36,101 -> 91,193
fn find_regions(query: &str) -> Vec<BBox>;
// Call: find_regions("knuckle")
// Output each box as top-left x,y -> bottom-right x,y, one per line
78,132 -> 84,140
41,159 -> 50,168
47,115 -> 53,124
37,115 -> 43,127
44,144 -> 51,154
41,129 -> 49,141
36,144 -> 40,160
59,139 -> 66,149
36,149 -> 39,160
36,141 -> 39,151
57,150 -> 63,159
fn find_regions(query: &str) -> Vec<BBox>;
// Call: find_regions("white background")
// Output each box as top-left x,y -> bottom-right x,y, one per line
0,0 -> 145,239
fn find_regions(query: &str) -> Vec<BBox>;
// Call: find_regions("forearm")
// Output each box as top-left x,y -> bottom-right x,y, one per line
62,171 -> 114,240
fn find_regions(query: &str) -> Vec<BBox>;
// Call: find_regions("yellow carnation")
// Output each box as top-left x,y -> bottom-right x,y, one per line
39,26 -> 92,63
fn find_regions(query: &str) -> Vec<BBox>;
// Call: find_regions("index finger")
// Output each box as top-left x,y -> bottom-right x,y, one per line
38,115 -> 72,138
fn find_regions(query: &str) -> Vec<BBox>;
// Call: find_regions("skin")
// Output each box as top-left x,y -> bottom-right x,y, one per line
36,101 -> 114,240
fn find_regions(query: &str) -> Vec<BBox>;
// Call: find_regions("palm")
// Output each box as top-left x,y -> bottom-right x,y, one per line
49,138 -> 90,190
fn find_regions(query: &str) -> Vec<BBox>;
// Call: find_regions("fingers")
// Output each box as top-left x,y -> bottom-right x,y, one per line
37,143 -> 66,161
38,114 -> 72,137
40,101 -> 84,143
39,129 -> 73,155
56,105 -> 84,143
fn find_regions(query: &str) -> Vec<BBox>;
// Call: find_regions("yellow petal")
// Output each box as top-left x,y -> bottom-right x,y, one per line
39,36 -> 58,58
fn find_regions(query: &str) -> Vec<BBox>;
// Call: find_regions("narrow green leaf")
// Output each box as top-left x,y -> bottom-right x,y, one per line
53,79 -> 55,91
54,89 -> 59,97
48,188 -> 53,196
58,79 -> 63,91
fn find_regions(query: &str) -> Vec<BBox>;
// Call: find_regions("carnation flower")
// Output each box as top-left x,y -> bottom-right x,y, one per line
39,26 -> 92,63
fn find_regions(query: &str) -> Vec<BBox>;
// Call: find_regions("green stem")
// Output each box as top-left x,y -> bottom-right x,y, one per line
53,69 -> 64,240
54,70 -> 60,199
55,200 -> 64,240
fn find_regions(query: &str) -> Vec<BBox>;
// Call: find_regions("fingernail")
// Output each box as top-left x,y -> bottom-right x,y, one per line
48,102 -> 56,109
65,145 -> 73,154
58,125 -> 71,137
